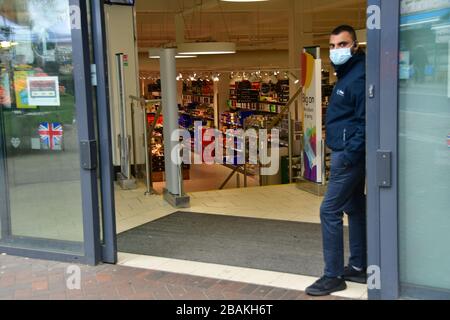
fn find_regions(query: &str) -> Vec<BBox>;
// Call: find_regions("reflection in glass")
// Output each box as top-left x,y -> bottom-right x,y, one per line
0,0 -> 84,254
399,0 -> 450,292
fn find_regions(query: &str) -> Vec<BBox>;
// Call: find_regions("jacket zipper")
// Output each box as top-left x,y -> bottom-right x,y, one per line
343,128 -> 347,143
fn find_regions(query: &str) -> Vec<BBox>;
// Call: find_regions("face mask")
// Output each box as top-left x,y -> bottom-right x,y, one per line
330,47 -> 353,66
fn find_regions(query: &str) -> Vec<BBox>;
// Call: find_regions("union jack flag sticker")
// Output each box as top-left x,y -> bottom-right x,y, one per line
38,122 -> 63,151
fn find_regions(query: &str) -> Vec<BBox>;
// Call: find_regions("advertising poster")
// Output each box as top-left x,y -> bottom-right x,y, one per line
14,70 -> 36,109
0,71 -> 12,108
301,48 -> 323,183
27,76 -> 60,106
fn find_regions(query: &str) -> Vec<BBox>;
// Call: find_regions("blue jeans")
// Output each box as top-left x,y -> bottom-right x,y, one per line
320,151 -> 367,278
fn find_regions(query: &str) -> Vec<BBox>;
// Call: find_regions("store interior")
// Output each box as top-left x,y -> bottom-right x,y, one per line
106,0 -> 367,283
109,0 -> 366,193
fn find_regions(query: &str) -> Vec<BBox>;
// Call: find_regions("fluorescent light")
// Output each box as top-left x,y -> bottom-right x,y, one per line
149,55 -> 197,59
221,0 -> 269,2
401,18 -> 439,27
149,48 -> 197,59
431,24 -> 450,30
0,41 -> 18,49
177,42 -> 236,55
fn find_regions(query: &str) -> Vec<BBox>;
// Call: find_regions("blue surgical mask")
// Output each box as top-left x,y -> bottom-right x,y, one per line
330,47 -> 353,66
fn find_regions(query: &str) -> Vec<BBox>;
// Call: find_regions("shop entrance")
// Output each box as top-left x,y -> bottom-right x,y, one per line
102,0 -> 367,294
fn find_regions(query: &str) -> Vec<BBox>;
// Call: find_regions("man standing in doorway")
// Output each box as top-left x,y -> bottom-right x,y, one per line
306,25 -> 367,296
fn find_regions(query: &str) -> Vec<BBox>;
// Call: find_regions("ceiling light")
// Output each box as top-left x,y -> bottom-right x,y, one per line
177,42 -> 236,55
149,55 -> 197,59
287,72 -> 299,84
0,41 -> 18,49
221,0 -> 269,2
149,48 -> 197,59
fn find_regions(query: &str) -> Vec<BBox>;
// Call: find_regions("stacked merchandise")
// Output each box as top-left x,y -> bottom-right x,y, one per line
220,111 -> 241,127
182,80 -> 214,107
321,70 -> 334,182
148,113 -> 165,178
228,79 -> 290,114
182,80 -> 215,130
244,114 -> 275,129
220,110 -> 254,129
147,113 -> 191,181
228,81 -> 259,111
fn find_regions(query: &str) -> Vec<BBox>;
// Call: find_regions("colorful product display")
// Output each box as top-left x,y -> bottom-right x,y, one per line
14,70 -> 36,109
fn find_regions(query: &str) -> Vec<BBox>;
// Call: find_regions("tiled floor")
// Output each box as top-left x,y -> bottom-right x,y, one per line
0,254 -> 345,300
152,163 -> 260,194
114,181 -> 364,300
118,253 -> 367,300
115,183 -> 327,233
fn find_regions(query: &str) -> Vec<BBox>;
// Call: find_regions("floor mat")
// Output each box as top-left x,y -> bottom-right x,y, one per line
117,212 -> 350,277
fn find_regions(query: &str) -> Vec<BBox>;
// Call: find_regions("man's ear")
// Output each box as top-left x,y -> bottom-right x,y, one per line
352,41 -> 359,54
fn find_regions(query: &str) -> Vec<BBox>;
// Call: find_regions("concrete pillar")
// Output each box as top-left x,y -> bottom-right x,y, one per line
160,48 -> 190,208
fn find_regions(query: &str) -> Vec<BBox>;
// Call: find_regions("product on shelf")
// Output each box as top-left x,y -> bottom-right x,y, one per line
227,79 -> 289,115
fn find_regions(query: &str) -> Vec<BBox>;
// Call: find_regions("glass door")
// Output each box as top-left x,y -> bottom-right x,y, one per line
398,0 -> 450,298
0,0 -> 101,263
367,0 -> 450,300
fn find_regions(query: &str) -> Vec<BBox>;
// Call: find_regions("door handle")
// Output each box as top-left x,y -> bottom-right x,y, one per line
377,150 -> 391,188
80,140 -> 98,170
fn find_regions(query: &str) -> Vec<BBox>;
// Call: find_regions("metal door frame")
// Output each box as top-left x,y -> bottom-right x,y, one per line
367,0 -> 401,300
0,0 -> 102,265
91,0 -> 117,264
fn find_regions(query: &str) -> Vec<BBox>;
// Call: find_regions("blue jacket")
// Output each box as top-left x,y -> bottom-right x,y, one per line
326,52 -> 366,167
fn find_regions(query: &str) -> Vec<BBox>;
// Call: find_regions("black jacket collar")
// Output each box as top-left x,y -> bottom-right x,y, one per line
333,52 -> 366,79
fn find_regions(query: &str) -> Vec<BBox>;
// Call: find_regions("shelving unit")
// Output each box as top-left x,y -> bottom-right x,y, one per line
219,79 -> 302,187
321,70 -> 334,182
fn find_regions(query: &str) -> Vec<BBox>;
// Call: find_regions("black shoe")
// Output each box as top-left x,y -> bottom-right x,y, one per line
343,266 -> 367,284
305,276 -> 347,296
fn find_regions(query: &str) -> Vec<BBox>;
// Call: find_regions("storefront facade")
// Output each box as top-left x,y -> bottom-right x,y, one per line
1,0 -> 450,300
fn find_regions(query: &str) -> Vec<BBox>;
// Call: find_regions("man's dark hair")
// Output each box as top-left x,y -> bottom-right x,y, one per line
331,25 -> 357,42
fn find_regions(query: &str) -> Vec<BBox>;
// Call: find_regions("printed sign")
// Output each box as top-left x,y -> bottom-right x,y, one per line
14,71 -> 36,109
70,5 -> 81,30
27,77 -> 60,106
38,122 -> 63,151
301,48 -> 323,183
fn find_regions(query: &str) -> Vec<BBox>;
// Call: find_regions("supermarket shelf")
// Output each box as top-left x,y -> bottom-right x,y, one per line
258,101 -> 287,106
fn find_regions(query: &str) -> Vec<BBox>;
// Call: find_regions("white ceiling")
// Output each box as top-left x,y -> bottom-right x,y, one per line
135,0 -> 367,51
